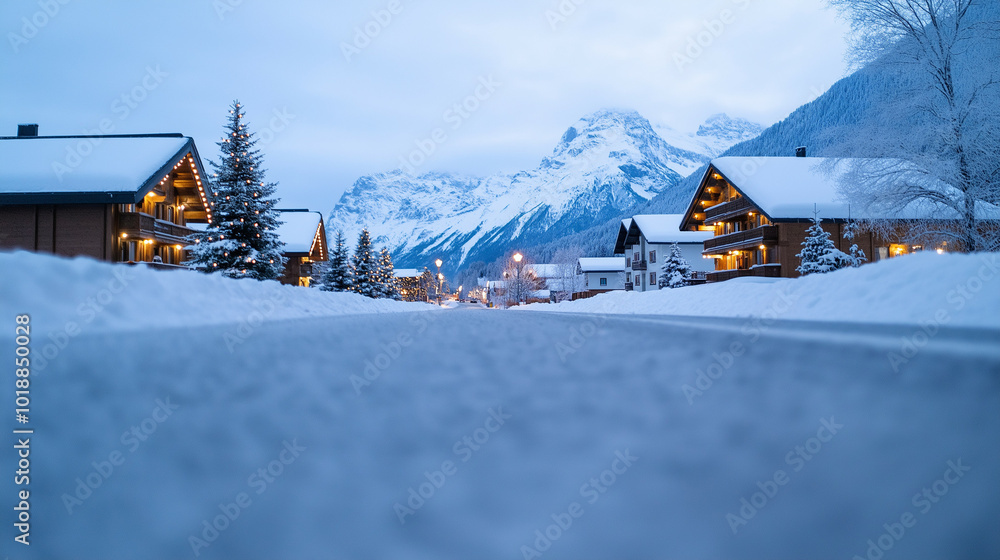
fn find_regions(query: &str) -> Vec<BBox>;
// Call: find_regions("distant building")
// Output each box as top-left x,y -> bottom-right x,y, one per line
0,127 -> 213,268
275,210 -> 327,286
677,155 -> 998,281
394,268 -> 428,302
614,214 -> 714,291
577,257 -> 626,299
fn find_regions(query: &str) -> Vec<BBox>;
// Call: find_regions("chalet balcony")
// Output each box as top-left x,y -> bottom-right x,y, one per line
703,225 -> 779,253
704,197 -> 755,222
118,211 -> 196,244
707,264 -> 782,282
631,260 -> 647,271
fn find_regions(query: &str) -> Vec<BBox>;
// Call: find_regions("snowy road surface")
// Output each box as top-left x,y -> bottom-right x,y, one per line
9,309 -> 1000,559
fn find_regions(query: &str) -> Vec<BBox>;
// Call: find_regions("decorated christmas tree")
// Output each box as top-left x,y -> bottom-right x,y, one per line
658,243 -> 693,289
377,247 -> 401,300
319,230 -> 354,292
186,100 -> 285,280
352,228 -> 380,298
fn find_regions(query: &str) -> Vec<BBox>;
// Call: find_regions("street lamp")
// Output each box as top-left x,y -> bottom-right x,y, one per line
435,259 -> 443,305
513,252 -> 524,305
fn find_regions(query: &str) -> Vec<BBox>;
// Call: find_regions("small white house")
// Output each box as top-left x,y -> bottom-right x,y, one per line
578,257 -> 626,294
614,214 -> 714,292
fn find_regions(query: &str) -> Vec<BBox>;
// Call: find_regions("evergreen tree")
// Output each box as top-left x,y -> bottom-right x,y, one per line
658,243 -> 693,289
319,230 -> 354,292
377,248 -> 401,300
352,228 -> 380,298
187,100 -> 285,280
797,214 -> 855,275
843,219 -> 867,268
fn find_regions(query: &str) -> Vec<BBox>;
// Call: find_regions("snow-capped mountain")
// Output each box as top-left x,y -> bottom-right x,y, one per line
328,109 -> 761,270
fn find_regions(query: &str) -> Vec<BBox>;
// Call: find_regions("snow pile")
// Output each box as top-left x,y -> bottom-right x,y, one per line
0,251 -> 432,334
528,252 -> 1000,328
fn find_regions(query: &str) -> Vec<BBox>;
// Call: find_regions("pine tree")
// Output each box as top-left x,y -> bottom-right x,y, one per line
319,230 -> 354,292
843,219 -> 867,268
797,214 -> 855,276
187,100 -> 285,280
658,243 -> 693,289
352,228 -> 380,298
377,248 -> 401,300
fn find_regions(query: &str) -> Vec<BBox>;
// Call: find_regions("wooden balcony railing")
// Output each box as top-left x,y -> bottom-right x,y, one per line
631,260 -> 647,271
703,225 -> 779,252
624,282 -> 634,291
119,212 -> 196,243
704,197 -> 755,222
707,264 -> 782,282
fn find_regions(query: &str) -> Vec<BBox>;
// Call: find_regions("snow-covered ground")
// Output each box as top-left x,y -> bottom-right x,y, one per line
0,251 -> 431,335
528,252 -> 1000,328
1,251 -> 998,559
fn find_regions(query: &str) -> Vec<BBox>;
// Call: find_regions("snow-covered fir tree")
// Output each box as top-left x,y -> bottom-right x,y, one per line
797,214 -> 857,276
843,219 -> 867,268
352,228 -> 380,298
319,230 -> 354,292
187,100 -> 285,279
377,248 -> 401,300
658,242 -> 693,289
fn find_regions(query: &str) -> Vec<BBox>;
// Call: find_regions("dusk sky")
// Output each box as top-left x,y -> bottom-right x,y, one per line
1,0 -> 850,210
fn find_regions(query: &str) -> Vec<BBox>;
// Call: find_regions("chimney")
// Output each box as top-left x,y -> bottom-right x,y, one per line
795,146 -> 807,158
17,124 -> 39,137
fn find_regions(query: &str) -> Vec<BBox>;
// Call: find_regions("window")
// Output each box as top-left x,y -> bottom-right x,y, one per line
626,272 -> 631,283
626,258 -> 631,268
599,277 -> 608,287
650,272 -> 656,285
649,250 -> 656,263
634,252 -> 640,263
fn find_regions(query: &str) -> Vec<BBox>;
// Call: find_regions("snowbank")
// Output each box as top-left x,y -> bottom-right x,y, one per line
0,251 -> 433,333
527,252 -> 1000,328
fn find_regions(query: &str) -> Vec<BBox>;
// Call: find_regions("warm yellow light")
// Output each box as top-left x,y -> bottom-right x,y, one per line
121,233 -> 128,238
438,273 -> 444,280
514,253 -> 523,263
759,245 -> 766,250
936,248 -> 945,255
435,259 -> 443,268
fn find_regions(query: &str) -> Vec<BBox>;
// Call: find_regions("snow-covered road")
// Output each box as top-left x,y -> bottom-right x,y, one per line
9,309 -> 1000,559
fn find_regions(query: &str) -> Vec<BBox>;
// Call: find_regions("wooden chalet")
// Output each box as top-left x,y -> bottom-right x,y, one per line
0,126 -> 213,267
613,214 -> 714,291
274,209 -> 328,286
678,154 -> 979,281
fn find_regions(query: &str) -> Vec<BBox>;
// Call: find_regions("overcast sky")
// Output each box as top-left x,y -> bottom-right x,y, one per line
1,0 -> 849,209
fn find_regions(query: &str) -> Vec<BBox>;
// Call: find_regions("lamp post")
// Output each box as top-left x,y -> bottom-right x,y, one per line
513,252 -> 524,305
435,259 -> 443,305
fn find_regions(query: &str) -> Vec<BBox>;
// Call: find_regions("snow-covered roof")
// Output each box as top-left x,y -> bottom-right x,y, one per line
615,214 -> 713,253
630,215 -> 714,244
0,135 -> 200,204
394,268 -> 421,278
579,257 -> 626,273
276,211 -> 323,255
708,157 -> 1000,221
